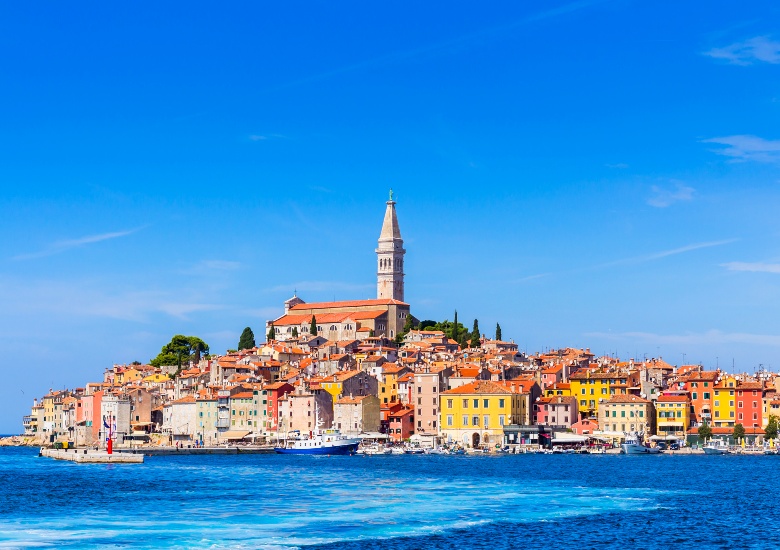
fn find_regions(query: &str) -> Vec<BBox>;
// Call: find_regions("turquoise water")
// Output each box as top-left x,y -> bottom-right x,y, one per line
0,447 -> 775,548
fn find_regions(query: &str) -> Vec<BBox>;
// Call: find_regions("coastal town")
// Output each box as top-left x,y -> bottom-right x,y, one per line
17,196 -> 780,453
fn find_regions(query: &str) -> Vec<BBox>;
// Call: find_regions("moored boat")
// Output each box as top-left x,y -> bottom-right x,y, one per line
274,429 -> 360,455
621,433 -> 662,455
702,439 -> 730,455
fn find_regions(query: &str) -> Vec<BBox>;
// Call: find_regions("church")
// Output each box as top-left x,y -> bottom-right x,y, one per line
267,193 -> 412,342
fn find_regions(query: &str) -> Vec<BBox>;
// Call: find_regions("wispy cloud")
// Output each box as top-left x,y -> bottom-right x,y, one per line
13,227 -> 146,261
647,183 -> 695,208
249,133 -> 287,141
594,239 -> 738,269
586,329 -> 780,347
702,135 -> 780,163
721,261 -> 780,274
263,0 -> 608,93
704,36 -> 780,65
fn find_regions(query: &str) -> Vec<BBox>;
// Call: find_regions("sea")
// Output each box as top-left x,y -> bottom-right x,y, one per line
0,446 -> 775,549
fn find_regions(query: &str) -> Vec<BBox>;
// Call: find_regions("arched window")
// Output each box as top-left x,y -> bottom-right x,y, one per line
330,325 -> 337,331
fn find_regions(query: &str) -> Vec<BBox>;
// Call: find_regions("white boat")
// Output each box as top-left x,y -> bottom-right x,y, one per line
274,428 -> 360,455
702,439 -> 730,455
621,433 -> 662,455
357,443 -> 392,455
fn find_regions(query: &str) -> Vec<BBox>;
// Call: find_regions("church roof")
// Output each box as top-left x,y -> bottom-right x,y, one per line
273,310 -> 388,326
379,200 -> 402,241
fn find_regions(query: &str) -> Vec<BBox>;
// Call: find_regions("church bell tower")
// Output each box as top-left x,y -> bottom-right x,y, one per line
376,190 -> 405,301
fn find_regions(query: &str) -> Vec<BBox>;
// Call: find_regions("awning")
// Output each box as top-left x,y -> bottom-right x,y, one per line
131,421 -> 153,426
650,435 -> 681,441
552,434 -> 588,444
221,430 -> 251,440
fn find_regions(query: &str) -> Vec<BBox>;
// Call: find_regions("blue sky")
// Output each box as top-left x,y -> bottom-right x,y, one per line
1,1 -> 780,432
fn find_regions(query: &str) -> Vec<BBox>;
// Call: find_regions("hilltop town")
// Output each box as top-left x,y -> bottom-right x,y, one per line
17,195 -> 780,450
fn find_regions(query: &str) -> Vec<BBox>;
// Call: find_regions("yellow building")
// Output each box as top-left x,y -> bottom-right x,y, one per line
379,364 -> 410,405
543,382 -> 572,398
569,370 -> 638,417
440,381 -> 525,448
115,367 -> 144,385
713,376 -> 737,427
656,395 -> 690,438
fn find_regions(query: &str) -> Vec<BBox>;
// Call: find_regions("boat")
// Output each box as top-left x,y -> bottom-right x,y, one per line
403,446 -> 425,454
357,443 -> 392,455
702,439 -> 730,455
621,433 -> 662,455
274,429 -> 360,455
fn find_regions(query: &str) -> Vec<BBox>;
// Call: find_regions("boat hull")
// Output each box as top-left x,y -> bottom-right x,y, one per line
621,443 -> 662,455
702,447 -> 728,455
274,442 -> 359,455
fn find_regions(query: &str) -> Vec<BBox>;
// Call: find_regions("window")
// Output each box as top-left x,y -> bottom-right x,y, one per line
738,413 -> 743,420
447,399 -> 453,408
417,398 -> 422,405
621,410 -> 626,418
612,410 -> 616,418
473,399 -> 479,409
499,399 -> 505,408
738,401 -> 743,408
483,399 -> 489,408
714,400 -> 720,407
463,399 -> 468,409
417,387 -> 422,393
472,416 -> 479,426
715,411 -> 720,418
703,393 -> 710,400
462,415 -> 468,426
692,393 -> 697,400
483,415 -> 489,428
499,415 -> 505,426
581,388 -> 586,395
639,411 -> 644,418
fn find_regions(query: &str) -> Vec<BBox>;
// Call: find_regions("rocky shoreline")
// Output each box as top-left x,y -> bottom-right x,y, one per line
0,435 -> 44,447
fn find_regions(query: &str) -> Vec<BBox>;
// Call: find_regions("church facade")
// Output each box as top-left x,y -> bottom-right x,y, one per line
267,194 -> 411,342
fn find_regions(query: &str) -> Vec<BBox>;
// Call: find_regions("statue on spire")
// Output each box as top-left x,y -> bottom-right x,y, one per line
389,188 -> 394,202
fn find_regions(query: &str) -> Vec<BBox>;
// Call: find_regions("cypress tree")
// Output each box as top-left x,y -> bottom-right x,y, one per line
238,327 -> 255,350
496,323 -> 502,341
310,315 -> 317,335
470,319 -> 480,348
292,327 -> 299,338
453,310 -> 459,342
267,324 -> 275,343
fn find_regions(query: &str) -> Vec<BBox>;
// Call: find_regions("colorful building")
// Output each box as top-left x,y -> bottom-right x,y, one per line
656,394 -> 691,439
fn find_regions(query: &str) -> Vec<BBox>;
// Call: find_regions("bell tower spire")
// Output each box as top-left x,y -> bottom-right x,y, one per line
376,191 -> 405,301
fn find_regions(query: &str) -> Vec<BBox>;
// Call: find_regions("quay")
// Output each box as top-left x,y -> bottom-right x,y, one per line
117,445 -> 275,456
40,448 -> 144,464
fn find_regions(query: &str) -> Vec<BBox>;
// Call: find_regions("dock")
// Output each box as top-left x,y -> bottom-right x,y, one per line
116,445 -> 276,456
40,448 -> 144,464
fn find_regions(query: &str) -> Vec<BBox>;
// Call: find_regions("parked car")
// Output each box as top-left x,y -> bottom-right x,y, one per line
669,442 -> 680,450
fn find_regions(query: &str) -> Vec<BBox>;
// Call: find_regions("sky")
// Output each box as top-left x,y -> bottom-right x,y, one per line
1,1 -> 780,432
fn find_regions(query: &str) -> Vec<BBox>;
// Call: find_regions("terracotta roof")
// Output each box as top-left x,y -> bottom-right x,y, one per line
605,394 -> 650,404
336,395 -> 372,404
443,380 -> 513,395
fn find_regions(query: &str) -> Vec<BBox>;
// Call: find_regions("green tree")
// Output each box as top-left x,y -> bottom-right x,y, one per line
267,324 -> 276,343
292,327 -> 299,338
697,422 -> 712,442
150,335 -> 210,368
310,315 -> 317,335
733,423 -> 746,442
419,320 -> 437,330
453,310 -> 459,342
765,415 -> 779,441
470,319 -> 480,348
495,323 -> 502,341
238,327 -> 255,350
396,314 -> 417,344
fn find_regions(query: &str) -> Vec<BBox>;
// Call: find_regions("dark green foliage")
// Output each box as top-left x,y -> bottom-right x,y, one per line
765,415 -> 779,440
419,320 -> 437,330
238,327 -> 255,350
733,423 -> 746,441
453,310 -> 459,341
267,324 -> 275,343
495,323 -> 502,341
292,327 -> 299,338
150,335 -> 210,367
470,319 -> 480,348
310,316 -> 317,335
697,422 -> 712,442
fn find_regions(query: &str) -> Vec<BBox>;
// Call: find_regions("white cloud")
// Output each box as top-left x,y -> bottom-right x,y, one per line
593,239 -> 738,269
704,36 -> 780,65
647,183 -> 695,208
586,329 -> 780,347
702,135 -> 780,163
721,261 -> 780,274
12,227 -> 146,260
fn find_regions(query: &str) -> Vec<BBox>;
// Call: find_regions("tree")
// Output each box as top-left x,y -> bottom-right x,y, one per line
495,323 -> 502,341
470,319 -> 480,348
396,314 -> 416,344
733,423 -> 746,442
419,320 -> 437,330
150,335 -> 210,368
310,315 -> 317,335
267,324 -> 276,343
238,327 -> 255,350
697,422 -> 712,442
765,415 -> 779,441
453,310 -> 459,342
292,327 -> 299,338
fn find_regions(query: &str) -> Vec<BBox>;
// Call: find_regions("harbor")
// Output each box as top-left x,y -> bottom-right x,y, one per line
40,447 -> 144,464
